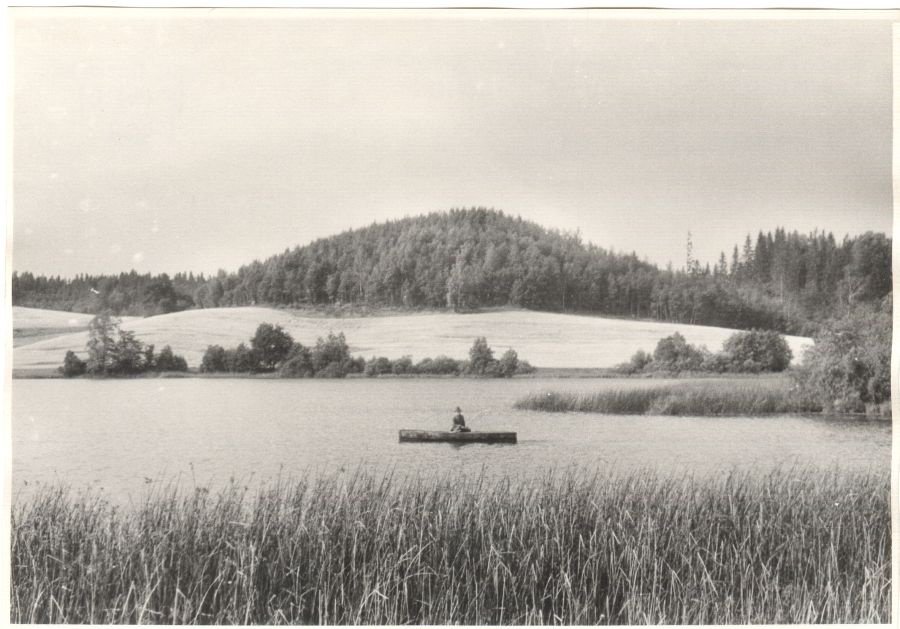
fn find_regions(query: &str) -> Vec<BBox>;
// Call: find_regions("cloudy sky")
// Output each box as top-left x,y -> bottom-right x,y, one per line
11,9 -> 894,277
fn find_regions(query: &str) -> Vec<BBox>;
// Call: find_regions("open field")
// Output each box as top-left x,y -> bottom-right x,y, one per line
514,377 -> 827,415
13,326 -> 88,348
11,307 -> 141,348
10,468 -> 889,624
12,306 -> 139,330
12,306 -> 812,372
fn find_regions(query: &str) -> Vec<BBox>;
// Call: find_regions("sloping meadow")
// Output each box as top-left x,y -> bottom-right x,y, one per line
13,306 -> 813,372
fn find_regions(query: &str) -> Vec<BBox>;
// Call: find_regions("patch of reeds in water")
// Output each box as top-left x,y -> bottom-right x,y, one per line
11,468 -> 889,624
515,380 -> 822,415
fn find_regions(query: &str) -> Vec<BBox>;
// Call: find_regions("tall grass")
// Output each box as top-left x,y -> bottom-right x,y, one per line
11,468 -> 889,624
515,380 -> 823,415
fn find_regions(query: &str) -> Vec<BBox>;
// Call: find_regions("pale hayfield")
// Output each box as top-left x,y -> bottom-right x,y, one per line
12,306 -> 813,372
12,306 -> 140,330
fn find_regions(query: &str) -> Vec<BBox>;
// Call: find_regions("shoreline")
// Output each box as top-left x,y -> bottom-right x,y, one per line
10,366 -> 790,381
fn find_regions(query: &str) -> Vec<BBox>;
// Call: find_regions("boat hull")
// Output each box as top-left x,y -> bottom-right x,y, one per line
399,429 -> 517,444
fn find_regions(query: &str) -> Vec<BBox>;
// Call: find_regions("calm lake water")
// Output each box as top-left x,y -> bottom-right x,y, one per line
12,378 -> 891,503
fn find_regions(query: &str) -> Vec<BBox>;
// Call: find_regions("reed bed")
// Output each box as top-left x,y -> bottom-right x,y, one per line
515,380 -> 822,415
11,468 -> 889,625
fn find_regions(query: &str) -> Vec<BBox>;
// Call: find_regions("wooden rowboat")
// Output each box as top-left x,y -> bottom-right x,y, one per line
399,429 -> 517,444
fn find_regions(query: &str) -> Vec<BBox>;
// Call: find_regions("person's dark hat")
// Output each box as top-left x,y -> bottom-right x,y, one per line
455,407 -> 462,412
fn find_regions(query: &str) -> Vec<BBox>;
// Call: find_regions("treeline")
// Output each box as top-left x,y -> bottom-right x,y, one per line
201,325 -> 534,379
14,271 -> 203,316
13,209 -> 892,334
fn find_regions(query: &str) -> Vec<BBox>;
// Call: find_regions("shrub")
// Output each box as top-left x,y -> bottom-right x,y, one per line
614,349 -> 653,374
700,351 -> 731,374
346,356 -> 366,375
200,345 -> 228,373
315,361 -> 346,378
365,356 -> 393,377
111,330 -> 146,375
154,345 -> 188,372
226,343 -> 258,373
468,337 -> 495,374
313,332 -> 351,374
143,345 -> 156,370
629,349 -> 653,372
416,355 -> 462,375
483,361 -> 502,377
652,333 -> 705,372
793,305 -> 891,414
279,344 -> 314,378
392,355 -> 413,375
722,330 -> 792,372
437,357 -> 463,374
251,323 -> 294,371
497,349 -> 519,377
59,351 -> 87,377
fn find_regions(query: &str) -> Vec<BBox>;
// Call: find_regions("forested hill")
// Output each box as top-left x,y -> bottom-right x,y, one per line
12,208 -> 892,334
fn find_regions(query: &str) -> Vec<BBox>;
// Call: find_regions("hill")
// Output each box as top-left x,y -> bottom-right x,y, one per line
12,306 -> 812,373
12,209 -> 891,334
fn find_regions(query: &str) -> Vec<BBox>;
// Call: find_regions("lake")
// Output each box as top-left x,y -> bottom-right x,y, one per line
11,378 -> 890,503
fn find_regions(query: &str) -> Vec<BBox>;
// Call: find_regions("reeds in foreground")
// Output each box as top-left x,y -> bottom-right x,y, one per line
11,468 -> 889,624
514,380 -> 823,415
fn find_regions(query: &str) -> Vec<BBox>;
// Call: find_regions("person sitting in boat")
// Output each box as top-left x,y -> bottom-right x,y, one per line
451,406 -> 471,432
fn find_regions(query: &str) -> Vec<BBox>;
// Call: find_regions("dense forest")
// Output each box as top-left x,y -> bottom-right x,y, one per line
12,208 -> 891,334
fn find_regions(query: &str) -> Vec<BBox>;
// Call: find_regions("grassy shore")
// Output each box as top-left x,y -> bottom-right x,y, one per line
11,468 -> 889,624
514,378 -> 825,415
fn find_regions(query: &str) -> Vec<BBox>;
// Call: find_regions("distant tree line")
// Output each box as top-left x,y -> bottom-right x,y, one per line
14,208 -> 891,334
201,325 -> 534,379
15,271 -> 201,317
364,337 -> 534,378
60,313 -> 188,377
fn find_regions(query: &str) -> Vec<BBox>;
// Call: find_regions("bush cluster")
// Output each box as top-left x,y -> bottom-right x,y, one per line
615,330 -> 793,375
792,301 -> 891,414
364,337 -> 535,378
200,325 -> 363,378
59,313 -> 187,377
63,318 -> 536,380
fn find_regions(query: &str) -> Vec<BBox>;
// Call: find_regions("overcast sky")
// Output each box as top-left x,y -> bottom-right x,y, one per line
11,9 -> 894,277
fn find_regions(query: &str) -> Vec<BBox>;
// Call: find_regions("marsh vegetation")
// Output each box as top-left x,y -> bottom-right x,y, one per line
514,378 -> 820,415
11,468 -> 889,624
